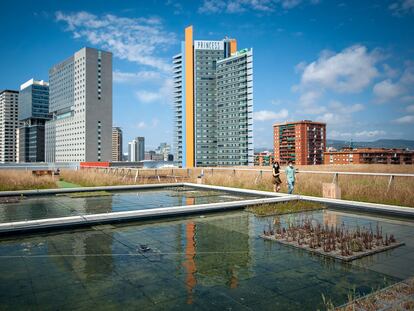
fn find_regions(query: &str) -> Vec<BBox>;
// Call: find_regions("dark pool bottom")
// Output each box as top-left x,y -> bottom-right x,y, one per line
0,209 -> 413,311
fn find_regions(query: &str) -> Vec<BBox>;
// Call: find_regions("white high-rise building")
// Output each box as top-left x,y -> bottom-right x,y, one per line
128,137 -> 145,162
128,140 -> 137,162
0,90 -> 20,163
45,47 -> 112,162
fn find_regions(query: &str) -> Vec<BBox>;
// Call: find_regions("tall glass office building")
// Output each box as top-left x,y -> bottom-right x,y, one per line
173,26 -> 253,168
128,137 -> 145,162
18,79 -> 50,162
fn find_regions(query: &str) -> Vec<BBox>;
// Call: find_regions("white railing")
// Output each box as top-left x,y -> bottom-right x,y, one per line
80,165 -> 414,190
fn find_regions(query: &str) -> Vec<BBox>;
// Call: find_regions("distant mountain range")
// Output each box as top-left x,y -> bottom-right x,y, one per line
326,139 -> 414,150
255,139 -> 414,153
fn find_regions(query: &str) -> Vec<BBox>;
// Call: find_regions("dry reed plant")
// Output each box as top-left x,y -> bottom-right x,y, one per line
59,168 -> 197,187
2,165 -> 413,207
203,168 -> 414,207
253,164 -> 414,174
60,170 -> 133,187
0,170 -> 57,191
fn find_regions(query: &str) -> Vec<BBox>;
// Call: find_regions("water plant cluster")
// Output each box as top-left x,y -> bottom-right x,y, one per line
262,217 -> 402,259
245,200 -> 325,216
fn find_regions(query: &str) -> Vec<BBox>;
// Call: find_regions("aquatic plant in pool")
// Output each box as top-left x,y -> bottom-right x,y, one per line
261,216 -> 404,261
245,200 -> 326,216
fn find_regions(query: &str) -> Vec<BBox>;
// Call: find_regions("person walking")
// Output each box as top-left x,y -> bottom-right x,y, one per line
272,160 -> 282,192
285,161 -> 296,194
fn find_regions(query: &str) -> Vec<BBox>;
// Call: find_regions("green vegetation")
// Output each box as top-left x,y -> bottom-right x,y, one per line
245,200 -> 326,216
57,191 -> 112,198
57,180 -> 82,188
168,190 -> 224,198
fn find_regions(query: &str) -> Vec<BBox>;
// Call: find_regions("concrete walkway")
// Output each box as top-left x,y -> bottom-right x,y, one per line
0,195 -> 296,235
0,182 -> 413,235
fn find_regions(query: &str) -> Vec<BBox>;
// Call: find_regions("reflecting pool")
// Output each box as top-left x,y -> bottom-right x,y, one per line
0,209 -> 413,310
0,187 -> 259,223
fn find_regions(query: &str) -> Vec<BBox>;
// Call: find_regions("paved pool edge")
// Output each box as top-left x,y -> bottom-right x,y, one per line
0,196 -> 297,235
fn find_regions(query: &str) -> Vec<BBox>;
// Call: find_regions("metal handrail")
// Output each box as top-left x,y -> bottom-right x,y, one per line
79,165 -> 414,178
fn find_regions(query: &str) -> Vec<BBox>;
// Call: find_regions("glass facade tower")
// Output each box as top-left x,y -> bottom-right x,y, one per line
173,26 -> 254,168
18,79 -> 50,162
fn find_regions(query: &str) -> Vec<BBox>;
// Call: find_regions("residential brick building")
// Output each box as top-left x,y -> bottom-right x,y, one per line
273,120 -> 326,165
324,148 -> 414,165
254,151 -> 274,166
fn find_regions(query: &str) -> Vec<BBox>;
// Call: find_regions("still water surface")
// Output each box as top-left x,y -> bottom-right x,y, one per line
0,187 -> 257,223
0,208 -> 413,310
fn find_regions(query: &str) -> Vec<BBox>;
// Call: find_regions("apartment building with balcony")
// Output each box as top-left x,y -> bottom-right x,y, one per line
324,147 -> 414,165
273,120 -> 326,165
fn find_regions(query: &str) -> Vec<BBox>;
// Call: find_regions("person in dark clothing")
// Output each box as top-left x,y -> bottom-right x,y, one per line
272,160 -> 282,192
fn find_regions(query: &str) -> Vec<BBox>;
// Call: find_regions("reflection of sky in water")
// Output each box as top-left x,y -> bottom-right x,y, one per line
0,188 -> 259,223
0,209 -> 413,310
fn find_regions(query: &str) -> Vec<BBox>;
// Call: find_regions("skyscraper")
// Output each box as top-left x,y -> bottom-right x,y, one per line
0,90 -> 20,163
137,137 -> 145,161
273,120 -> 326,165
45,47 -> 112,162
18,79 -> 50,162
173,26 -> 253,168
128,140 -> 136,162
128,137 -> 145,162
112,127 -> 123,162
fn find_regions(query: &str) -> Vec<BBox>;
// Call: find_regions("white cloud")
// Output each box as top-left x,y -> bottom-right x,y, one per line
329,130 -> 352,139
389,0 -> 414,15
270,99 -> 282,105
298,45 -> 381,93
393,115 -> 414,124
382,64 -> 399,78
136,121 -> 147,129
113,70 -> 162,83
373,79 -> 405,103
135,91 -> 162,103
354,130 -> 386,138
402,95 -> 414,103
56,11 -> 175,72
198,0 -> 318,14
253,109 -> 289,121
330,101 -> 364,114
298,91 -> 325,114
135,78 -> 173,104
317,112 -> 340,124
315,101 -> 364,125
401,63 -> 414,84
151,118 -> 160,127
281,0 -> 302,9
329,130 -> 386,140
373,63 -> 414,103
134,118 -> 160,130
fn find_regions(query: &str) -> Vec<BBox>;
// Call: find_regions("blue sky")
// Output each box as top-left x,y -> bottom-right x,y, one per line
0,0 -> 413,151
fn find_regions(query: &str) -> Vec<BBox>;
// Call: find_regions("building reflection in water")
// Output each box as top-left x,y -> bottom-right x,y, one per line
183,222 -> 197,304
323,210 -> 341,227
47,196 -> 114,281
181,212 -> 253,304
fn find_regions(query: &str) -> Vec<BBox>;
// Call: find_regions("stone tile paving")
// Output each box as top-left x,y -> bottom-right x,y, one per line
336,276 -> 414,310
